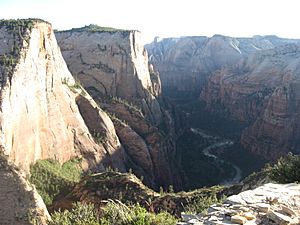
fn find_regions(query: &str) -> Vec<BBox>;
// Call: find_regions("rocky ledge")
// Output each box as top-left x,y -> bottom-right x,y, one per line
179,183 -> 300,225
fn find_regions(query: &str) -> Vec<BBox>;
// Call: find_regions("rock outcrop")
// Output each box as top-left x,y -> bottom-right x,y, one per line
179,183 -> 300,225
0,154 -> 50,225
0,19 -> 126,172
56,25 -> 162,125
146,35 -> 299,95
201,44 -> 300,158
56,25 -> 183,189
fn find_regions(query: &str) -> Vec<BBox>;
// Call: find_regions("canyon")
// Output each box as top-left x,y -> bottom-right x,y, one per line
0,18 -> 300,224
147,35 -> 300,160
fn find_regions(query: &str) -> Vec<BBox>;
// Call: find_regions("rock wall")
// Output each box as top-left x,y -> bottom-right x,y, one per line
146,35 -> 299,95
0,154 -> 50,225
56,26 -> 183,189
56,27 -> 162,125
201,44 -> 300,158
0,20 -> 126,171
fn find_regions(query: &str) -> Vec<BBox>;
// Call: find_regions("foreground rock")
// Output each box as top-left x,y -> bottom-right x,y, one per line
179,183 -> 300,225
0,154 -> 50,225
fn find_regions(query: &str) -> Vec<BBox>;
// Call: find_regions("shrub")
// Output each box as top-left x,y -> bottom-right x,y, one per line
29,158 -> 83,205
50,202 -> 101,225
49,201 -> 177,225
183,193 -> 225,214
269,153 -> 300,183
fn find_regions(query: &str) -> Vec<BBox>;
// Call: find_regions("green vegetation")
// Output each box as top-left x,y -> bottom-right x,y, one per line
49,201 -> 177,225
268,153 -> 300,183
29,158 -> 83,205
183,193 -> 225,214
58,24 -> 133,37
111,96 -> 143,116
62,77 -> 87,96
0,19 -> 51,85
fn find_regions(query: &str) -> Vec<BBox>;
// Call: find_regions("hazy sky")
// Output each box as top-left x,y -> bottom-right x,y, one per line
0,0 -> 299,43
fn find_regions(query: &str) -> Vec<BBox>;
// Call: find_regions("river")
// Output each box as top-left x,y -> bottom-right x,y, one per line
190,127 -> 242,185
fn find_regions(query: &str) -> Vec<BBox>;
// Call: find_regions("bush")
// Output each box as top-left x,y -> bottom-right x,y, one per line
269,153 -> 300,183
50,202 -> 101,225
183,193 -> 225,214
30,158 -> 83,205
49,201 -> 177,225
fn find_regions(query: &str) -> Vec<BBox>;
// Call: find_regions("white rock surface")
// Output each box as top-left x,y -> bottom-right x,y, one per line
179,183 -> 300,225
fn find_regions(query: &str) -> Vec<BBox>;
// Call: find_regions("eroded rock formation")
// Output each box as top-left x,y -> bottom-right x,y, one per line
146,35 -> 299,95
201,44 -> 300,158
148,34 -> 300,159
56,26 -> 183,189
0,19 -> 126,172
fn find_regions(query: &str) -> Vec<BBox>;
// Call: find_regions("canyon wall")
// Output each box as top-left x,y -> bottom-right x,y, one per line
202,44 -> 300,158
148,35 -> 300,159
56,26 -> 183,189
146,35 -> 299,95
0,20 -> 126,172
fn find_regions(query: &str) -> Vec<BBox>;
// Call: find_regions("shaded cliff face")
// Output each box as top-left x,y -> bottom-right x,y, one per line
201,44 -> 300,159
0,154 -> 50,225
56,26 -> 183,189
0,20 -> 126,171
146,35 -> 300,96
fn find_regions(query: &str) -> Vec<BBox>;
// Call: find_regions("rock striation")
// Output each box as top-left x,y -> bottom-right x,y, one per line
56,25 -> 184,189
146,35 -> 299,95
179,183 -> 300,225
201,44 -> 300,158
0,19 -> 126,172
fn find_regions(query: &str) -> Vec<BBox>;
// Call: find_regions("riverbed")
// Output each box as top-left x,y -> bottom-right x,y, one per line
190,127 -> 242,186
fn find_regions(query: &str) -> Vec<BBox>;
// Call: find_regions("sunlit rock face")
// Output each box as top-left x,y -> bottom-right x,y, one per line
56,27 -> 162,125
146,35 -> 299,95
0,20 -> 126,171
56,26 -> 184,189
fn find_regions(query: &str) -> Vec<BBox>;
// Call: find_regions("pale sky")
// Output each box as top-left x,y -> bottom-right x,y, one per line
0,0 -> 300,43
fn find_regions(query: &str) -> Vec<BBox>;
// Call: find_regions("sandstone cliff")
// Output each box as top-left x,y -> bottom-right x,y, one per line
56,25 -> 183,189
0,153 -> 50,225
201,44 -> 300,159
146,35 -> 300,95
0,19 -> 126,172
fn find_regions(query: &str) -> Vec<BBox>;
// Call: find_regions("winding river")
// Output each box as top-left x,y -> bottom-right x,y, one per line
190,128 -> 242,185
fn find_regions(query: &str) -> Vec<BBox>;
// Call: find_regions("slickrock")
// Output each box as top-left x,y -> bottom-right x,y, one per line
0,154 -> 50,225
179,183 -> 300,225
0,19 -> 126,171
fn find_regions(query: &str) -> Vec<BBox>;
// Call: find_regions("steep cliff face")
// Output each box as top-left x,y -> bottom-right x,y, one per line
146,35 -> 299,95
0,20 -> 126,171
56,26 -> 162,125
56,26 -> 183,189
201,44 -> 300,158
